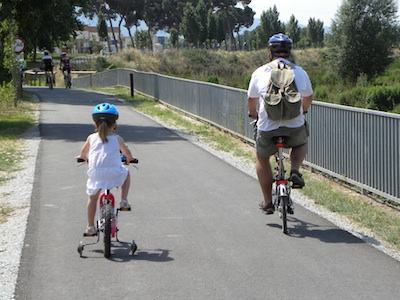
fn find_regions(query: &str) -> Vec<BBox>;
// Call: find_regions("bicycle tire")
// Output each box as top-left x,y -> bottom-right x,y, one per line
281,196 -> 288,234
104,204 -> 112,258
49,73 -> 53,89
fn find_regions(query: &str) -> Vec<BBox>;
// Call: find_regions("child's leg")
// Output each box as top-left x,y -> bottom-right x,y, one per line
121,171 -> 131,200
87,190 -> 100,227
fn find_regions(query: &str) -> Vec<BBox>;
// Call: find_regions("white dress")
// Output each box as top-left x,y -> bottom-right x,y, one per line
86,134 -> 128,195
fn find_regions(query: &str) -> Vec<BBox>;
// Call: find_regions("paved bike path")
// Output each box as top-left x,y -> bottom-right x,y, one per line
16,87 -> 399,299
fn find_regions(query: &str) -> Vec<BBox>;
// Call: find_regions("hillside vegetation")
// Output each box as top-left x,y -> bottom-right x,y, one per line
88,48 -> 400,114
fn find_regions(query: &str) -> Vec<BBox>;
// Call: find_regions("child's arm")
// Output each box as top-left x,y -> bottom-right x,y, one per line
118,135 -> 135,163
76,134 -> 92,162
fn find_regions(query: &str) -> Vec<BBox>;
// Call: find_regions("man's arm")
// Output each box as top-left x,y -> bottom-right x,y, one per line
247,96 -> 258,119
302,95 -> 313,113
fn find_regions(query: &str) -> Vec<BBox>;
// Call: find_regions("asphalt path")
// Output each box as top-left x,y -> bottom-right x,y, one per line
15,87 -> 399,299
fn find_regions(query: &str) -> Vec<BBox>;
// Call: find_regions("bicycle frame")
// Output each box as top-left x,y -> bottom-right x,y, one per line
45,70 -> 54,89
273,137 -> 293,234
63,70 -> 71,88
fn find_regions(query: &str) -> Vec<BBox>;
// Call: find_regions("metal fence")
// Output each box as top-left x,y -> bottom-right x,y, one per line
73,68 -> 400,204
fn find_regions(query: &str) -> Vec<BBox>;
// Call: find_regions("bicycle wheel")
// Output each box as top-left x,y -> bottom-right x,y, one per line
281,196 -> 288,234
104,204 -> 112,258
49,73 -> 53,89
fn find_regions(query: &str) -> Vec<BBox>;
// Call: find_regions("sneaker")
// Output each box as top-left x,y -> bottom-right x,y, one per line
119,199 -> 131,211
84,225 -> 97,236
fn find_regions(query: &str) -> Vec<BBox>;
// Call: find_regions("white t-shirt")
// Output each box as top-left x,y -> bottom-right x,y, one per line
247,58 -> 313,131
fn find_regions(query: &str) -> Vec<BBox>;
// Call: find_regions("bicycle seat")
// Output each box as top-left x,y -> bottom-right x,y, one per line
272,136 -> 290,145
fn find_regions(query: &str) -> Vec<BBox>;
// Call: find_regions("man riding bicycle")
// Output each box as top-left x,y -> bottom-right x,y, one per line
41,50 -> 54,84
59,51 -> 72,76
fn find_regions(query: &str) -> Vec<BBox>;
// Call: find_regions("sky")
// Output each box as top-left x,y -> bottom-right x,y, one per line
248,0 -> 400,27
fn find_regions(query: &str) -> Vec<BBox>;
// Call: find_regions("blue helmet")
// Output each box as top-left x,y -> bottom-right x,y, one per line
268,33 -> 292,58
92,103 -> 119,122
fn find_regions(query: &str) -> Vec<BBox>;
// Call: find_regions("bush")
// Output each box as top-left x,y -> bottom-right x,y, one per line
207,75 -> 219,84
336,86 -> 368,106
313,85 -> 329,100
366,85 -> 400,111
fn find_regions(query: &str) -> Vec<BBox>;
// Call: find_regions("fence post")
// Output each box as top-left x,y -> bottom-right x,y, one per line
130,73 -> 134,97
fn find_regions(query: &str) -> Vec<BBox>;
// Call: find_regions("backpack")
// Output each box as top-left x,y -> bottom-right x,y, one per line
263,61 -> 302,121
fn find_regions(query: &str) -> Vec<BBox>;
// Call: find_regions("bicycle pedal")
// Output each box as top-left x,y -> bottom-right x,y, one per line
83,232 -> 97,237
119,207 -> 131,212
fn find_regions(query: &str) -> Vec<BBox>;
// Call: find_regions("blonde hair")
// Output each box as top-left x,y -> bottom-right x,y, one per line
95,119 -> 115,143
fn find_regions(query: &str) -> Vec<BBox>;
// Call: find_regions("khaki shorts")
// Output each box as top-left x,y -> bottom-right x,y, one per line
256,122 -> 309,157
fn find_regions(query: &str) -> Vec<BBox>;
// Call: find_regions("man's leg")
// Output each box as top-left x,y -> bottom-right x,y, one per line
289,143 -> 308,187
256,153 -> 274,213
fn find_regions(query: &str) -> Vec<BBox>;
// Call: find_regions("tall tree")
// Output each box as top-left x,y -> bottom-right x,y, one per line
180,2 -> 202,46
307,17 -> 324,47
330,0 -> 400,81
255,5 -> 283,49
212,0 -> 255,51
286,15 -> 300,46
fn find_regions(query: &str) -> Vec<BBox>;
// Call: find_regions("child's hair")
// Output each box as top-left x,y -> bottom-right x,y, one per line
95,118 -> 115,143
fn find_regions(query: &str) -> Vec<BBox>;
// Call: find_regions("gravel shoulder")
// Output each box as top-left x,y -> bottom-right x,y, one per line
0,101 -> 399,300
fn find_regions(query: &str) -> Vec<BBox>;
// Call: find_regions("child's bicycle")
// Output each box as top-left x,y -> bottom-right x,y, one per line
77,157 -> 139,258
272,136 -> 294,234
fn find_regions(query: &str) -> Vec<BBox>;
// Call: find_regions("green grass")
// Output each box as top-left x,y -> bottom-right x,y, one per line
0,92 -> 36,175
302,177 -> 400,248
90,86 -> 400,253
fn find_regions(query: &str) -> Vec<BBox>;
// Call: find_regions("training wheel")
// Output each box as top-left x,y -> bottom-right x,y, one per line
77,242 -> 84,257
131,240 -> 137,254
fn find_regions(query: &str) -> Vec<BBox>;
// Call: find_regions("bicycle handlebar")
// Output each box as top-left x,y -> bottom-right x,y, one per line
76,158 -> 139,164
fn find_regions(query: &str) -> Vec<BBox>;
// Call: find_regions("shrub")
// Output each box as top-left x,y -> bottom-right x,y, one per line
207,75 -> 219,84
365,85 -> 400,111
313,85 -> 329,100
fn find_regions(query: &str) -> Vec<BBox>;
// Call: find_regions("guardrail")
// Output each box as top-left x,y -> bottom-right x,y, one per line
72,68 -> 400,204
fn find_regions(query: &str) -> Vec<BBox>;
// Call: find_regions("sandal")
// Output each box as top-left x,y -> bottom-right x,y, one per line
290,169 -> 305,188
259,202 -> 274,214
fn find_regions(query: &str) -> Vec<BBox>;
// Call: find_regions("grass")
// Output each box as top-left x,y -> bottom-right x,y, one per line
0,91 -> 37,222
90,86 -> 400,253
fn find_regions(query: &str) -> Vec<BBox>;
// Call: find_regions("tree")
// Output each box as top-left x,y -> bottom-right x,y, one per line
212,0 -> 255,51
286,15 -> 300,46
307,18 -> 324,47
255,5 -> 283,49
196,0 -> 208,47
330,0 -> 400,81
180,2 -> 202,46
97,12 -> 109,50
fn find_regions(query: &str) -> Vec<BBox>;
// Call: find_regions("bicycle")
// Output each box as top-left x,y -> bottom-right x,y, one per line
272,136 -> 294,234
62,69 -> 71,89
77,157 -> 139,258
44,70 -> 54,89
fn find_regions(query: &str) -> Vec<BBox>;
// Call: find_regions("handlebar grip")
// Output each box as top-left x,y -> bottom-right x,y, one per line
77,158 -> 85,163
130,158 -> 139,164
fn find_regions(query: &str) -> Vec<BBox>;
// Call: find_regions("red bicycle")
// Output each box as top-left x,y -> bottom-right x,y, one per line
77,157 -> 138,258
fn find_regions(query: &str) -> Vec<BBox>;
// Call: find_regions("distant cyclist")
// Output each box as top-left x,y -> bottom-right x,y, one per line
41,50 -> 54,73
41,50 -> 54,84
59,51 -> 72,77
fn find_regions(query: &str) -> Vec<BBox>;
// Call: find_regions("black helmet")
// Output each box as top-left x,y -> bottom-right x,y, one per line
92,103 -> 119,122
268,33 -> 292,58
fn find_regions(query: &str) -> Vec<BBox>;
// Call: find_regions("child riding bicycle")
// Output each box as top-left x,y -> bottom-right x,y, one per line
76,103 -> 136,235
